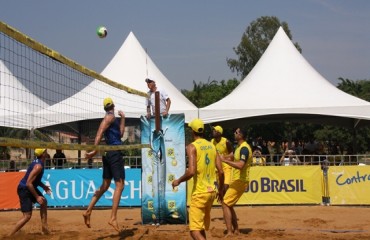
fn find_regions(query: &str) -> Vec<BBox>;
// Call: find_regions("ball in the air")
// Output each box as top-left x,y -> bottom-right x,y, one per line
96,26 -> 107,38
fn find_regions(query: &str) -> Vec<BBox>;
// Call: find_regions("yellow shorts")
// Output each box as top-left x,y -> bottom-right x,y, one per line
223,179 -> 248,207
189,192 -> 216,231
222,164 -> 232,185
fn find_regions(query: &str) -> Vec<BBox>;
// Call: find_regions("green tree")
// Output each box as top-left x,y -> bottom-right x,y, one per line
337,77 -> 370,102
337,78 -> 362,97
227,16 -> 302,79
182,78 -> 240,108
313,78 -> 370,154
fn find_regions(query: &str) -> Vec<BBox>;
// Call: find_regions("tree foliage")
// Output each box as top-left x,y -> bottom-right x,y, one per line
227,16 -> 302,79
181,78 -> 240,108
337,77 -> 370,102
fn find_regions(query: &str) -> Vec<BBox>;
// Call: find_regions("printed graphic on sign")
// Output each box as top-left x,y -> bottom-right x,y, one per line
141,114 -> 186,224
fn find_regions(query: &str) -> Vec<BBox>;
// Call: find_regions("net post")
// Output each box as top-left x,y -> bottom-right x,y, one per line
155,91 -> 160,132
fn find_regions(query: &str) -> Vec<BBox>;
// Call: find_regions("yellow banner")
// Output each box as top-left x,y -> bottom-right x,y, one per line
329,166 -> 370,205
187,166 -> 322,205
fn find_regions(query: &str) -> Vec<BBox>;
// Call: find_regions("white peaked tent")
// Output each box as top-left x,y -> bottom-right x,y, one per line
34,79 -> 146,129
199,27 -> 370,128
0,60 -> 49,129
101,32 -> 198,122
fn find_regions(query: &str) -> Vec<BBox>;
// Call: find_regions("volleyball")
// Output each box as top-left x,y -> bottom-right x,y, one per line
96,26 -> 107,38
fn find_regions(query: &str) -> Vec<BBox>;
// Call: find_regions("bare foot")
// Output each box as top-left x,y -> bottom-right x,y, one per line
83,213 -> 91,228
224,233 -> 233,238
42,226 -> 51,235
108,220 -> 121,232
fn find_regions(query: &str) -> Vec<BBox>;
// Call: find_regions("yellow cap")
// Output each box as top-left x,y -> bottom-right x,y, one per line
188,118 -> 204,133
34,148 -> 46,157
103,97 -> 114,108
213,125 -> 223,134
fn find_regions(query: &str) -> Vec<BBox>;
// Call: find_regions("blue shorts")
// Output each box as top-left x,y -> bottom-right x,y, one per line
17,186 -> 42,212
102,151 -> 125,181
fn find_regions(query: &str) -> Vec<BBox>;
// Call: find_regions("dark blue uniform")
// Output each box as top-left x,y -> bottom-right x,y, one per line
103,112 -> 125,181
17,158 -> 44,212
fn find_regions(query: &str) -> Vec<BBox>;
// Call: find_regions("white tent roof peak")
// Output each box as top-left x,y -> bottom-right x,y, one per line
200,27 -> 370,124
100,31 -> 198,122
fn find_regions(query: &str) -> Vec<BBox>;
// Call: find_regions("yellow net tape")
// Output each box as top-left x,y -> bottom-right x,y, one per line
0,137 -> 149,151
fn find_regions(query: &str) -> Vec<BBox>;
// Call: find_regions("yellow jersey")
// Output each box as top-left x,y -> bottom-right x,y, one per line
232,141 -> 252,182
191,138 -> 217,195
211,137 -> 232,167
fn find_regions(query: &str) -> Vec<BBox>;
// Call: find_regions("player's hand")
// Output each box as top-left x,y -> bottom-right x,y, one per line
118,110 -> 125,118
146,113 -> 151,119
85,151 -> 96,159
216,191 -> 224,203
44,185 -> 52,195
36,196 -> 45,205
162,111 -> 168,117
172,179 -> 180,188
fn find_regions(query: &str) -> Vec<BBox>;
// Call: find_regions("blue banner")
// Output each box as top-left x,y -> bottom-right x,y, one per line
141,114 -> 187,224
41,168 -> 141,207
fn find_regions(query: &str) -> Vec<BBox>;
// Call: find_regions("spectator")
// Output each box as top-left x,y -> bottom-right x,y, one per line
252,146 -> 266,166
45,152 -> 51,169
294,140 -> 303,155
280,149 -> 301,166
6,160 -> 19,172
53,150 -> 67,169
304,139 -> 319,154
87,158 -> 93,169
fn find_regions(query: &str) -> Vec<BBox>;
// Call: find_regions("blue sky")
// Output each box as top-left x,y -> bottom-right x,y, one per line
2,0 -> 370,91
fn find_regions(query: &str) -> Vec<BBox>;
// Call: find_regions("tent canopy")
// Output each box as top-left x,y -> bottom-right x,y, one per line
0,60 -> 49,129
33,32 -> 199,130
101,32 -> 198,122
199,27 -> 370,128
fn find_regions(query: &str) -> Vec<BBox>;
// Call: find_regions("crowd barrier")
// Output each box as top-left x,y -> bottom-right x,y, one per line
1,154 -> 369,171
1,165 -> 370,210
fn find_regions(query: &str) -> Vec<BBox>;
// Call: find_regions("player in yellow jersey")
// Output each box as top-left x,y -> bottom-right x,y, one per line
219,127 -> 252,237
211,125 -> 233,194
172,118 -> 224,240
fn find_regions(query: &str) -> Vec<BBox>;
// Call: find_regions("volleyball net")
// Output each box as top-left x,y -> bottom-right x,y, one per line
0,21 -> 149,153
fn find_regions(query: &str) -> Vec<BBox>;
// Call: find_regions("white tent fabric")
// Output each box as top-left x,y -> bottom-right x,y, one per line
0,60 -> 49,129
101,32 -> 198,122
199,27 -> 370,125
34,79 -> 146,129
33,32 -> 198,129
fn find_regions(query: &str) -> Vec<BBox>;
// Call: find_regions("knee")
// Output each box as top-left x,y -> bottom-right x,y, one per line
114,180 -> 125,191
41,199 -> 48,207
24,213 -> 32,222
114,184 -> 124,192
100,185 -> 110,192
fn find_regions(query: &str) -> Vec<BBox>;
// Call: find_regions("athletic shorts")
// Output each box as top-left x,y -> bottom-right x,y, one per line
222,164 -> 232,185
189,192 -> 216,231
223,179 -> 248,207
102,151 -> 125,181
17,186 -> 42,212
